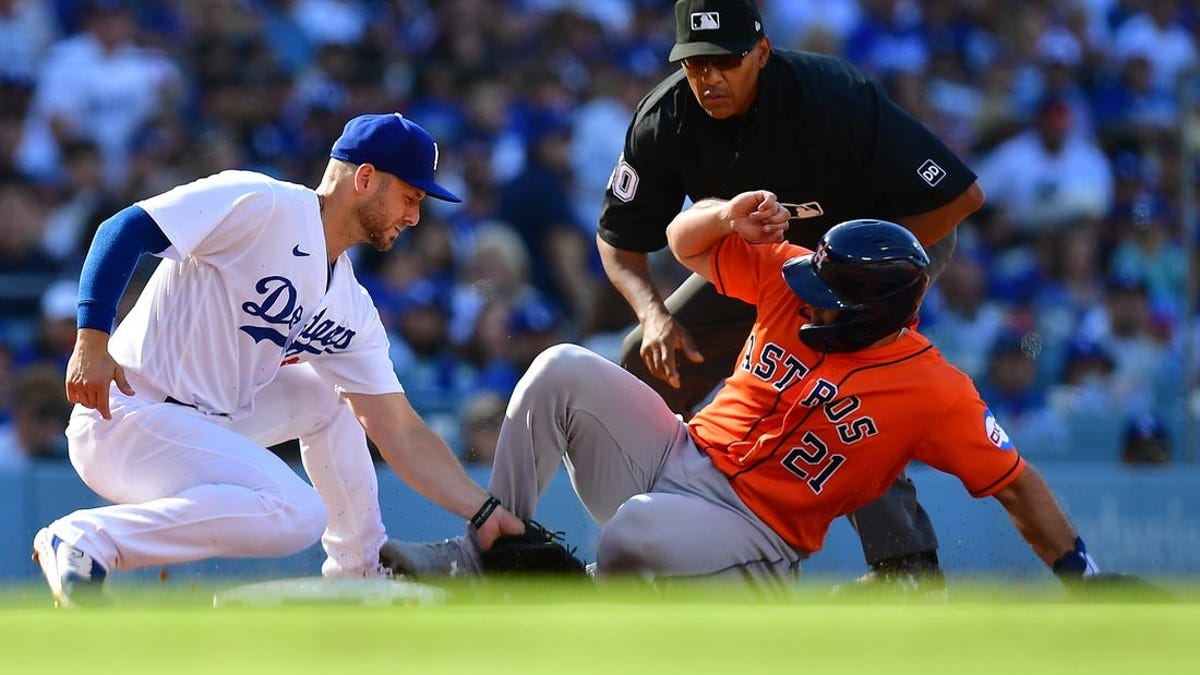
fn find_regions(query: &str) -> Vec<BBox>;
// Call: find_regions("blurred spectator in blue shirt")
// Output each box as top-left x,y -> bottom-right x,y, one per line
1112,1 -> 1196,93
39,139 -> 121,269
1051,337 -> 1120,413
761,0 -> 861,52
384,277 -> 476,449
1011,25 -> 1094,139
289,0 -> 368,48
1079,275 -> 1170,417
921,254 -> 1011,381
458,390 -> 505,466
256,0 -> 317,76
0,0 -> 57,85
978,329 -> 1071,458
1029,226 -> 1108,384
448,221 -> 538,347
498,106 -> 598,330
0,363 -> 71,468
17,0 -> 182,189
0,179 -> 59,333
844,0 -> 928,79
13,278 -> 78,373
1093,51 -> 1181,149
1108,193 -> 1187,330
977,94 -> 1114,238
1048,336 -> 1126,460
470,295 -> 566,399
408,62 -> 468,146
1121,412 -> 1172,466
570,63 -> 648,229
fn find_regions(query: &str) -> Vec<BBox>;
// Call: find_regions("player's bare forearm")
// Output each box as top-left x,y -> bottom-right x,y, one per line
666,197 -> 730,277
667,192 -> 789,279
369,418 -> 525,549
348,391 -> 489,518
992,464 -> 1079,566
596,235 -> 670,325
383,425 -> 488,516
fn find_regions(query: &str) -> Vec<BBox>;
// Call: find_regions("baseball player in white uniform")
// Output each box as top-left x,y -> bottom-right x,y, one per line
33,113 -> 524,607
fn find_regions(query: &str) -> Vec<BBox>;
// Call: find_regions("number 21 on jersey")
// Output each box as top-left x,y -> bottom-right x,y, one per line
781,432 -> 845,494
780,395 -> 879,495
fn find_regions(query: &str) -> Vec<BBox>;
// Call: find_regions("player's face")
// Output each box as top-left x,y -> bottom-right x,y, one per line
682,38 -> 767,119
358,175 -> 424,252
810,307 -> 839,326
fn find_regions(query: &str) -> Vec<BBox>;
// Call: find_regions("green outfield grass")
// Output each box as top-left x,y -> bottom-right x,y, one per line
1,579 -> 1196,675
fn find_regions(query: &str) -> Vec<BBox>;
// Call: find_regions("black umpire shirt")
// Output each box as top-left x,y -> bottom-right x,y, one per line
598,50 -> 977,253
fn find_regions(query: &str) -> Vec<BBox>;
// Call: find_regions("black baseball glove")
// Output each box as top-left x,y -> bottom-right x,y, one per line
480,520 -> 587,576
1053,538 -> 1174,601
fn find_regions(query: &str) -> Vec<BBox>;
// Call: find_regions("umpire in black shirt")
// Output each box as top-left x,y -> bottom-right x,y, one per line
597,0 -> 986,589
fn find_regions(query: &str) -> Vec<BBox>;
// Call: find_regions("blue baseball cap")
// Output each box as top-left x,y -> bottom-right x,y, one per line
330,113 -> 461,203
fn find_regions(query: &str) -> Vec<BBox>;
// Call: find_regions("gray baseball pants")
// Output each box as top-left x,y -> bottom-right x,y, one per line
486,344 -> 802,587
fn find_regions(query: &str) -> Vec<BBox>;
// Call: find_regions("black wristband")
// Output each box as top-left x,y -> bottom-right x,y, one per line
470,495 -> 502,530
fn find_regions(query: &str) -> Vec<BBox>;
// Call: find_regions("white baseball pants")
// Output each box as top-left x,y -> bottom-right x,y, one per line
51,363 -> 387,577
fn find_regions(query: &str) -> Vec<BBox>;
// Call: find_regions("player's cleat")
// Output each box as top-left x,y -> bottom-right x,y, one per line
830,550 -> 947,600
31,528 -> 110,608
362,561 -> 397,579
379,537 -> 479,579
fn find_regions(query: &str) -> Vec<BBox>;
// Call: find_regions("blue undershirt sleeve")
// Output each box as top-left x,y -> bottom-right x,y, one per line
77,205 -> 172,333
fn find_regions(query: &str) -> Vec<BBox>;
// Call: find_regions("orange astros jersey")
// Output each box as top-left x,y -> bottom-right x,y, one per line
688,236 -> 1026,554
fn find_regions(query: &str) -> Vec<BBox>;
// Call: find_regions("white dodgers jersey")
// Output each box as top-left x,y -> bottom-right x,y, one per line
110,170 -> 402,418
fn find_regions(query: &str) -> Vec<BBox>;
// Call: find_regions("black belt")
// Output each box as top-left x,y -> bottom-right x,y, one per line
164,396 -> 230,418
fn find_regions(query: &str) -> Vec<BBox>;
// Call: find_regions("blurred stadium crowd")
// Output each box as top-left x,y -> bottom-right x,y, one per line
0,0 -> 1195,469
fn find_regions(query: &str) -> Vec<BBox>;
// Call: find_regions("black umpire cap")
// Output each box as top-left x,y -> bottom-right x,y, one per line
669,0 -> 765,63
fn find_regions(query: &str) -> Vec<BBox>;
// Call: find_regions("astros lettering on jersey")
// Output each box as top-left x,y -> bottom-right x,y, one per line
688,236 -> 1025,554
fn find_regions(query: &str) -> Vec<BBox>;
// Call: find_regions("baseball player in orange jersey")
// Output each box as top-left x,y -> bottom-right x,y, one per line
384,190 -> 1103,588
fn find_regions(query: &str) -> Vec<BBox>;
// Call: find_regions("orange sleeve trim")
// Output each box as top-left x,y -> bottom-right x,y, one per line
969,455 -> 1026,498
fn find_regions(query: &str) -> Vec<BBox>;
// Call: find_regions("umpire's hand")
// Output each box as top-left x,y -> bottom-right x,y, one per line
66,328 -> 135,420
640,311 -> 703,389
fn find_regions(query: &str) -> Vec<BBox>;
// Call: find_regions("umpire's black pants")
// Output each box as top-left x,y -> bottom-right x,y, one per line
619,273 -> 939,566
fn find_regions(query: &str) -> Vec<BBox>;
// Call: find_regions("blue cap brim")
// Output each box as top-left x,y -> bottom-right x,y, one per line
406,177 -> 461,203
782,255 -> 856,310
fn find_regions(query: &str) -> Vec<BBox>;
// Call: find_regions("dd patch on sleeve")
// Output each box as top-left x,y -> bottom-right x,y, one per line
917,159 -> 946,187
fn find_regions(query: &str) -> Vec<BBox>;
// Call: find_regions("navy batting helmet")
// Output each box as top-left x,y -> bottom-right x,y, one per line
781,219 -> 930,353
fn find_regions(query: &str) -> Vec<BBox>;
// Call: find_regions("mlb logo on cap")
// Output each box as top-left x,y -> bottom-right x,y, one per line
692,12 -> 720,30
670,0 -> 764,63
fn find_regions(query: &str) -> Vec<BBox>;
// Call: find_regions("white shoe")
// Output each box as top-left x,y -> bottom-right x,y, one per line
31,528 -> 109,608
379,537 -> 478,579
